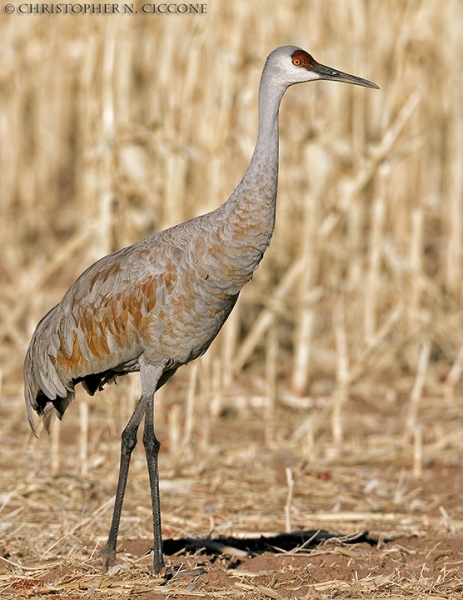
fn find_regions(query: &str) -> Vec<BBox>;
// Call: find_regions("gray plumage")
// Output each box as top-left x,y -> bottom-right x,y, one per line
24,46 -> 378,574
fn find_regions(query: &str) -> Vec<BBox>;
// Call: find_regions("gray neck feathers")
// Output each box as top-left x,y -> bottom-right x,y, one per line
222,67 -> 287,244
236,68 -> 286,199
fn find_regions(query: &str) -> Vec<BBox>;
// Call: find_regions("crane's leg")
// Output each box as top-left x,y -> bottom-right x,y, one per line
100,394 -> 148,571
143,389 -> 164,574
101,356 -> 166,575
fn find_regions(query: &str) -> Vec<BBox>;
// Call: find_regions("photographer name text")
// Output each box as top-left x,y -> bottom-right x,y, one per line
4,3 -> 207,14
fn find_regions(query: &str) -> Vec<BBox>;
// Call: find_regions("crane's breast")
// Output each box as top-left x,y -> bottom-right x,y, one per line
142,258 -> 239,367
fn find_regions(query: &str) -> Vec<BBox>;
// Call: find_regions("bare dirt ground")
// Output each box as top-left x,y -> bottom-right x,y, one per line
1,372 -> 463,599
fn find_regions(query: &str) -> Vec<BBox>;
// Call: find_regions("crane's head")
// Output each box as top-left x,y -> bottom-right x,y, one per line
267,46 -> 379,90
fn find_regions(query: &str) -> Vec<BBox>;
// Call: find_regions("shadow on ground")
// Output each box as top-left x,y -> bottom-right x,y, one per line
162,529 -> 375,559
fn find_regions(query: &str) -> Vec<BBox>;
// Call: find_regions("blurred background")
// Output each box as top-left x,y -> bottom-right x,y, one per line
1,0 -> 463,479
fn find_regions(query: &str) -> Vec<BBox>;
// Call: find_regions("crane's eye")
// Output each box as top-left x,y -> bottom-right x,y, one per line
291,50 -> 316,69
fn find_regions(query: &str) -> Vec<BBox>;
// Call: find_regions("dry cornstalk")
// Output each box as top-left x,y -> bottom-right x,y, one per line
364,164 -> 388,344
403,338 -> 431,445
96,20 -> 117,259
319,92 -> 421,241
183,362 -> 198,451
79,396 -> 89,478
232,259 -> 304,373
265,326 -> 278,446
291,145 -> 323,395
413,425 -> 423,481
163,154 -> 188,230
198,354 -> 211,454
302,416 -> 316,464
209,359 -> 223,418
445,88 -> 463,298
332,298 -> 350,447
285,467 -> 294,534
443,342 -> 463,400
408,208 -> 424,326
222,304 -> 240,390
50,419 -> 60,477
439,505 -> 456,535
292,299 -> 318,395
347,304 -> 403,387
168,404 -> 182,476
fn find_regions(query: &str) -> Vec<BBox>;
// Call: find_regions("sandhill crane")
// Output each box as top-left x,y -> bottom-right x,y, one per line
24,46 -> 378,575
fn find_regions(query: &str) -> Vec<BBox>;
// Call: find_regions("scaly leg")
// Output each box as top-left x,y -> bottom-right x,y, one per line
143,390 -> 164,574
100,394 -> 149,571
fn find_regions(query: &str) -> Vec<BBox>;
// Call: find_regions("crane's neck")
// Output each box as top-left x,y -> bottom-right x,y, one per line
241,74 -> 286,192
197,69 -> 289,294
222,71 -> 288,254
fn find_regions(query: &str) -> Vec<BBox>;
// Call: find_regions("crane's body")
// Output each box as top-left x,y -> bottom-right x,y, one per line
25,198 -> 272,430
24,46 -> 378,575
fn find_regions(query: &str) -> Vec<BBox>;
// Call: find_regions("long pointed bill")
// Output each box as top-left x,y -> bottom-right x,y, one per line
313,62 -> 379,89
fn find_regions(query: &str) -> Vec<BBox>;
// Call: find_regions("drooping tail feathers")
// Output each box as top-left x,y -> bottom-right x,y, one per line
23,304 -> 74,434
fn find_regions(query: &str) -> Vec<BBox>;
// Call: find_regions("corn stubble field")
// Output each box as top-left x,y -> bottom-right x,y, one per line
1,1 -> 463,598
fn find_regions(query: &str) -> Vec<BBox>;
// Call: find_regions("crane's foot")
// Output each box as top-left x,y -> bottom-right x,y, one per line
99,545 -> 117,573
152,550 -> 165,576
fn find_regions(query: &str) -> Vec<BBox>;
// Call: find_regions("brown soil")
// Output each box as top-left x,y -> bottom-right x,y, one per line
1,376 -> 463,599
